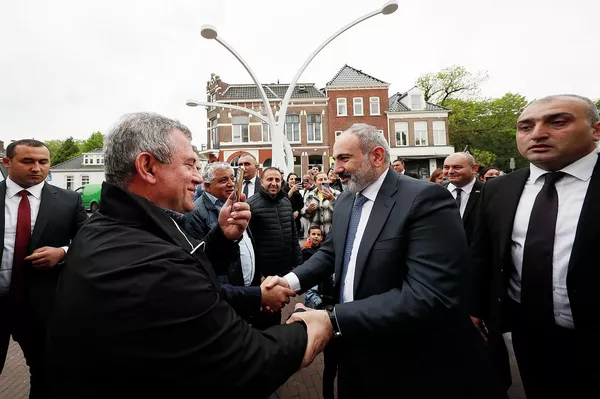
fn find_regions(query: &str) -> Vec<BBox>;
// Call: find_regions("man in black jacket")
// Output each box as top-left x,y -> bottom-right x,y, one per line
248,167 -> 303,329
46,112 -> 329,398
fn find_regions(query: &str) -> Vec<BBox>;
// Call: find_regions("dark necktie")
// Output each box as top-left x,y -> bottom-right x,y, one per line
339,193 -> 369,302
243,180 -> 250,198
520,171 -> 566,326
9,190 -> 31,305
455,188 -> 462,209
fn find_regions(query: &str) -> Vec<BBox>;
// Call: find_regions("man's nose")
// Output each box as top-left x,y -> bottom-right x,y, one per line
530,124 -> 549,140
31,162 -> 41,171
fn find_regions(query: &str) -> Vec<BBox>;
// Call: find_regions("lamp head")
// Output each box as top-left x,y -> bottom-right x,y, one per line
381,1 -> 399,15
200,25 -> 218,39
186,100 -> 199,107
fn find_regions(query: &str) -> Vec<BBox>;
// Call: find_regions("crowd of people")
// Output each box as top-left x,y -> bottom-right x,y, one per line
1,94 -> 599,398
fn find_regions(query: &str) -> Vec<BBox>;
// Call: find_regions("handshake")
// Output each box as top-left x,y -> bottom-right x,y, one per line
260,276 -> 334,367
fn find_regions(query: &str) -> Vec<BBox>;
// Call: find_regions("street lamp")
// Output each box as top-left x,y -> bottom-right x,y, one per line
188,0 -> 399,174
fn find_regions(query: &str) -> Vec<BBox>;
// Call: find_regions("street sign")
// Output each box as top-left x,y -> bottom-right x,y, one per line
509,158 -> 515,171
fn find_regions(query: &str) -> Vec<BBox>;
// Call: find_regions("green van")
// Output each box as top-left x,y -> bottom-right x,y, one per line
75,184 -> 102,212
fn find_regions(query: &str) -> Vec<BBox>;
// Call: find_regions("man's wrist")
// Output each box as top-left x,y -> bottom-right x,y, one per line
325,305 -> 342,338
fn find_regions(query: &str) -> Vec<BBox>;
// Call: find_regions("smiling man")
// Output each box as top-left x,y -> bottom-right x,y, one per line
0,139 -> 87,397
470,95 -> 600,399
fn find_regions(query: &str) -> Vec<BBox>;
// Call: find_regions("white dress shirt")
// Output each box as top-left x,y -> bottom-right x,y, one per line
285,168 -> 389,303
1,177 -> 45,296
243,176 -> 258,198
448,177 -> 477,218
509,149 -> 598,329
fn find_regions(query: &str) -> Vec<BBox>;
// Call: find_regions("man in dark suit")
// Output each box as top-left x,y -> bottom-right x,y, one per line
0,139 -> 87,397
442,152 -> 483,245
471,94 -> 600,399
238,153 -> 260,199
266,123 -> 494,398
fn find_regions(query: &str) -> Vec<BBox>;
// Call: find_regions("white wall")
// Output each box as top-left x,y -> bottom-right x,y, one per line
48,170 -> 105,190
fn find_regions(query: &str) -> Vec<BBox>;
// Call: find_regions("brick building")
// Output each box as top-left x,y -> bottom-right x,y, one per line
387,87 -> 454,178
205,74 -> 331,177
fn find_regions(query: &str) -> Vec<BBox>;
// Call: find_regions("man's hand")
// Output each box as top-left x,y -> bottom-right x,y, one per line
260,279 -> 296,312
471,316 -> 488,343
263,275 -> 290,290
218,192 -> 251,241
287,303 -> 333,367
25,246 -> 65,269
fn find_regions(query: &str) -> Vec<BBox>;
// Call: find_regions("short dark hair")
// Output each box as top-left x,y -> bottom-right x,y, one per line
261,167 -> 282,177
393,158 -> 405,165
6,139 -> 49,159
308,225 -> 322,233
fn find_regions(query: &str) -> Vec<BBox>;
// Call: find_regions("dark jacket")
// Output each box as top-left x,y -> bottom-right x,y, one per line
46,182 -> 307,398
248,186 -> 302,277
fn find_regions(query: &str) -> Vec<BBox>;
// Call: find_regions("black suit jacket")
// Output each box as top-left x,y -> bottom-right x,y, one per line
0,181 -> 87,323
293,168 -> 494,398
461,179 -> 483,246
470,155 -> 600,352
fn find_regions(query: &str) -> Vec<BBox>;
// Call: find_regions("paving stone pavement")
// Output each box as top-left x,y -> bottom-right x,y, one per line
0,296 -> 525,399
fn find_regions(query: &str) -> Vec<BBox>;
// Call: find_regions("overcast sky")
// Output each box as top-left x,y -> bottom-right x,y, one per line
1,0 -> 598,148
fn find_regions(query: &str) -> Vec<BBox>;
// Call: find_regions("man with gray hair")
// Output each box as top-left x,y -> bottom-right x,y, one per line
266,123 -> 494,398
45,112 -> 315,398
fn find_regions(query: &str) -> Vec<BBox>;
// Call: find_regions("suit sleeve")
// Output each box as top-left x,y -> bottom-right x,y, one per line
334,184 -> 468,341
469,182 -> 493,319
70,193 -> 88,238
219,284 -> 262,321
202,224 -> 239,276
292,232 -> 336,291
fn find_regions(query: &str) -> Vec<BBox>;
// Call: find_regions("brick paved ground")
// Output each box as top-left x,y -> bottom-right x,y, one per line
0,296 -> 525,399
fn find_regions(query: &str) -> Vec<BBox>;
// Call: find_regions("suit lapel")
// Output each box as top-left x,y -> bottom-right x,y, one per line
498,169 -> 529,265
568,154 -> 600,273
353,171 -> 398,296
30,182 -> 57,251
0,181 -> 6,261
463,180 -> 483,223
333,193 -> 353,287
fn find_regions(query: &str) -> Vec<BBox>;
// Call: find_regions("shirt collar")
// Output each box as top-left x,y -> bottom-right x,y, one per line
360,168 -> 389,202
529,148 -> 599,183
204,192 -> 224,208
448,177 -> 477,195
6,176 -> 45,199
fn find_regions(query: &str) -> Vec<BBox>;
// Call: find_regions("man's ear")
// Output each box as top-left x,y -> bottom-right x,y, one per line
592,121 -> 600,142
2,157 -> 10,168
134,152 -> 158,184
370,146 -> 386,167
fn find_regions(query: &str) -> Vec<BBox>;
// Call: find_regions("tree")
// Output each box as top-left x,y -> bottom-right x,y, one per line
416,65 -> 488,106
80,131 -> 104,153
470,149 -> 496,168
52,137 -> 81,165
44,139 -> 64,164
446,93 -> 529,171
595,99 -> 600,110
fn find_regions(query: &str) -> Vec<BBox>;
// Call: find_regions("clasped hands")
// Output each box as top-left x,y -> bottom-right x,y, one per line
263,276 -> 334,368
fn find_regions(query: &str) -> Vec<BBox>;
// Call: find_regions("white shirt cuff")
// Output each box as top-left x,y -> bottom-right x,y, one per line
284,272 -> 301,293
58,246 -> 69,265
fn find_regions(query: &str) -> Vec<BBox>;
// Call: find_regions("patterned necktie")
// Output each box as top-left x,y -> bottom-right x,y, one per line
9,190 -> 31,305
521,171 -> 566,327
339,193 -> 369,302
243,180 -> 250,198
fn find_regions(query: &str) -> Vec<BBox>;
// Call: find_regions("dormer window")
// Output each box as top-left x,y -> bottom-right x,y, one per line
411,94 -> 423,110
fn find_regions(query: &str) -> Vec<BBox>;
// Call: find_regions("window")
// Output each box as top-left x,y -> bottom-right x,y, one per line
81,175 -> 90,185
285,114 -> 300,142
353,97 -> 363,116
66,175 -> 74,191
414,121 -> 428,146
433,121 -> 447,145
337,98 -> 347,116
210,119 -> 219,149
307,114 -> 322,142
370,97 -> 380,115
96,158 -> 101,164
261,122 -> 271,142
335,131 -> 343,140
232,116 -> 250,143
411,94 -> 422,110
395,122 -> 408,146
84,157 -> 89,164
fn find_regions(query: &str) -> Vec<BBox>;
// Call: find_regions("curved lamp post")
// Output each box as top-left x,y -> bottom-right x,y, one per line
188,1 -> 398,174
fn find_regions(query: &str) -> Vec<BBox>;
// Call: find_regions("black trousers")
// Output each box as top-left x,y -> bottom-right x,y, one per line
0,296 -> 49,399
507,299 -> 580,399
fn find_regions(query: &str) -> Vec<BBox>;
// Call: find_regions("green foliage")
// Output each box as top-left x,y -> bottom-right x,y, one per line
470,149 -> 496,168
446,93 -> 529,171
416,65 -> 488,106
80,131 -> 104,153
595,99 -> 600,110
44,139 -> 64,164
52,137 -> 81,165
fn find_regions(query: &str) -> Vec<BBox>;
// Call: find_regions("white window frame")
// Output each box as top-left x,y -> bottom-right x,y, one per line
210,119 -> 218,148
395,122 -> 409,147
353,97 -> 363,116
66,175 -> 74,191
232,116 -> 250,143
414,121 -> 428,146
337,98 -> 347,116
261,122 -> 271,142
370,97 -> 380,115
307,114 -> 322,143
285,114 -> 301,143
411,94 -> 422,110
433,121 -> 447,146
81,175 -> 90,185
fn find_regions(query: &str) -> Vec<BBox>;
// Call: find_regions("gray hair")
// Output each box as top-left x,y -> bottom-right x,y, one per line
104,112 -> 192,187
202,162 -> 233,184
528,94 -> 599,125
344,123 -> 391,164
449,152 -> 476,166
